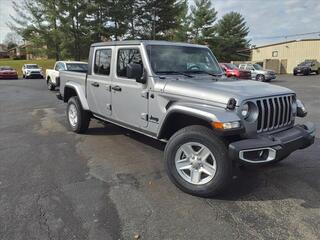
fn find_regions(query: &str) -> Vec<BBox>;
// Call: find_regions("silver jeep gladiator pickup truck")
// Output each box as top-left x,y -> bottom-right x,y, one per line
57,40 -> 315,197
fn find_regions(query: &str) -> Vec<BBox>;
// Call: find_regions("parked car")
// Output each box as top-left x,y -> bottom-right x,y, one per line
293,60 -> 320,75
239,63 -> 276,82
57,40 -> 315,197
220,63 -> 251,79
22,64 -> 44,79
46,61 -> 88,91
0,66 -> 18,79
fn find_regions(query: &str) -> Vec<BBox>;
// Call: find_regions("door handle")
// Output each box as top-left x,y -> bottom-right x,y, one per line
91,82 -> 99,87
112,86 -> 122,91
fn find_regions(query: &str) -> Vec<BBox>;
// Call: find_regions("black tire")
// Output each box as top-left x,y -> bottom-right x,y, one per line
316,69 -> 319,75
164,125 -> 232,197
293,72 -> 297,76
67,96 -> 90,133
256,74 -> 265,82
47,78 -> 55,91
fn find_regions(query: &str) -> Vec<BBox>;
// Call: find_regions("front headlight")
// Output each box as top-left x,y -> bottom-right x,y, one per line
241,103 -> 249,118
240,101 -> 259,122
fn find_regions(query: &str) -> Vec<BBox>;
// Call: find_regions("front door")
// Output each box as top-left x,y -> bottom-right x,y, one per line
87,47 -> 113,117
111,47 -> 149,128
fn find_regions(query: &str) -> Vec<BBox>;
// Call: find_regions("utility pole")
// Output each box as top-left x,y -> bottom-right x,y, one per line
152,7 -> 159,40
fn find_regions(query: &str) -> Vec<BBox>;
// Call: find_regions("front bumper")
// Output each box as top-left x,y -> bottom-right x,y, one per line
26,73 -> 44,78
229,123 -> 315,163
265,74 -> 276,80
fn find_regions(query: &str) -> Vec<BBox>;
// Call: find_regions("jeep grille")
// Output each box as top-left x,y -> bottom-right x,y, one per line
256,95 -> 294,133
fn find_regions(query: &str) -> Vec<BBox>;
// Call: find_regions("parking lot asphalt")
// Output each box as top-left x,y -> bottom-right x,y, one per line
0,75 -> 319,240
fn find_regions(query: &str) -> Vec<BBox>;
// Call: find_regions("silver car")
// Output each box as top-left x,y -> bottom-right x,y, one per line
57,40 -> 315,197
239,63 -> 276,82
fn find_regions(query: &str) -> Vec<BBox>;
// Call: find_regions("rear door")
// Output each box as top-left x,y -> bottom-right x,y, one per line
87,47 -> 113,117
246,64 -> 257,79
111,46 -> 149,128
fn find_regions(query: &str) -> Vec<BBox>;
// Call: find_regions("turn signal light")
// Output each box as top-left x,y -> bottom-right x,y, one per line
212,121 -> 240,130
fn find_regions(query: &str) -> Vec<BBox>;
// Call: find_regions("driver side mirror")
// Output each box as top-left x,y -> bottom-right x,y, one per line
126,63 -> 146,84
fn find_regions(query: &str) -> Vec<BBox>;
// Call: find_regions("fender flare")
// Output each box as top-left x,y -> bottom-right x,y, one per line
64,82 -> 90,110
157,102 -> 241,138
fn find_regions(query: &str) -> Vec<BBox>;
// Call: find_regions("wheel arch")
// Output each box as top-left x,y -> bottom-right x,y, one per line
64,82 -> 89,110
157,103 -> 241,140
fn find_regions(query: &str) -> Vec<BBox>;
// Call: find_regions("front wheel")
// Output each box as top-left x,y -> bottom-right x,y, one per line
256,74 -> 265,82
164,125 -> 232,197
67,96 -> 90,133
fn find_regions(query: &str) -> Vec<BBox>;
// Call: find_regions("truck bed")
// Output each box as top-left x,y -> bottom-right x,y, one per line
59,71 -> 87,97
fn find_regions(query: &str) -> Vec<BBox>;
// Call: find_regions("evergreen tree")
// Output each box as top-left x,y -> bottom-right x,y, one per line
169,0 -> 190,42
136,0 -> 185,40
58,0 -> 91,60
189,0 -> 217,44
212,12 -> 250,61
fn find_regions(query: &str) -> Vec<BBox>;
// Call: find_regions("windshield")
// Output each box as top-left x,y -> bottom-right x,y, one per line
0,66 -> 13,71
298,62 -> 311,67
66,63 -> 88,72
253,64 -> 263,70
225,63 -> 238,70
146,45 -> 223,76
26,64 -> 39,69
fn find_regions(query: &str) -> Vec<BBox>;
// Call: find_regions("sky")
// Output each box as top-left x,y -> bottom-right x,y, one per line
1,0 -> 320,46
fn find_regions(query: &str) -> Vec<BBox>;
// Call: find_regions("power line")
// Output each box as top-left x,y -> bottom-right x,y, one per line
251,31 -> 320,40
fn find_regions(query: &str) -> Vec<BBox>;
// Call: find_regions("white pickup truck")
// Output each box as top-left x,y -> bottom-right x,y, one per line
46,61 -> 88,91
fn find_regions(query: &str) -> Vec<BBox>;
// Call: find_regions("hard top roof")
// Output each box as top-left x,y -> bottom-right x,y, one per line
91,40 -> 207,48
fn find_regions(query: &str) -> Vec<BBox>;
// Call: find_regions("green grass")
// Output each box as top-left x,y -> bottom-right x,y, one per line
0,59 -> 56,77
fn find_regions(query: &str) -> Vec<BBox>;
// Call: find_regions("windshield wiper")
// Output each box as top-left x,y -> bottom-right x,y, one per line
186,70 -> 224,77
156,71 -> 193,78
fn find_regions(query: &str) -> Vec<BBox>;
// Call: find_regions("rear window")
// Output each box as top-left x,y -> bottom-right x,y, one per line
66,63 -> 88,73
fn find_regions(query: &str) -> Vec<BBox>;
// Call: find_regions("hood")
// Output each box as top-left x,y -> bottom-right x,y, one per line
295,65 -> 310,69
0,70 -> 17,74
26,68 -> 42,71
163,77 -> 294,105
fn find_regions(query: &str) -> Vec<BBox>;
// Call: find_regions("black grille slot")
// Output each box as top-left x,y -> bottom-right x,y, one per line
256,95 -> 294,133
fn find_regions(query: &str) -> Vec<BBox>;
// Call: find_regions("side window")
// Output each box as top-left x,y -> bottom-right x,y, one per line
117,49 -> 142,78
94,49 -> 112,75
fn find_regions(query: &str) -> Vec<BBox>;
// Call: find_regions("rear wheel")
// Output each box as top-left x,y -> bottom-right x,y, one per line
316,69 -> 319,75
164,125 -> 232,197
256,74 -> 265,82
67,96 -> 90,133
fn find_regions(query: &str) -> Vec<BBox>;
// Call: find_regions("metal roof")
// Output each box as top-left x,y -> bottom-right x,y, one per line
91,40 -> 207,48
254,38 -> 320,49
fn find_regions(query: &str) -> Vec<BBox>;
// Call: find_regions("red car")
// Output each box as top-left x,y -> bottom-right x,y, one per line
0,66 -> 18,79
220,63 -> 251,79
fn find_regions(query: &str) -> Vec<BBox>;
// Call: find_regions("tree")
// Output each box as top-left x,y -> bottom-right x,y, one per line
189,0 -> 217,44
135,0 -> 185,40
3,32 -> 22,49
169,0 -> 190,42
212,12 -> 250,61
58,0 -> 91,60
9,0 -> 62,60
